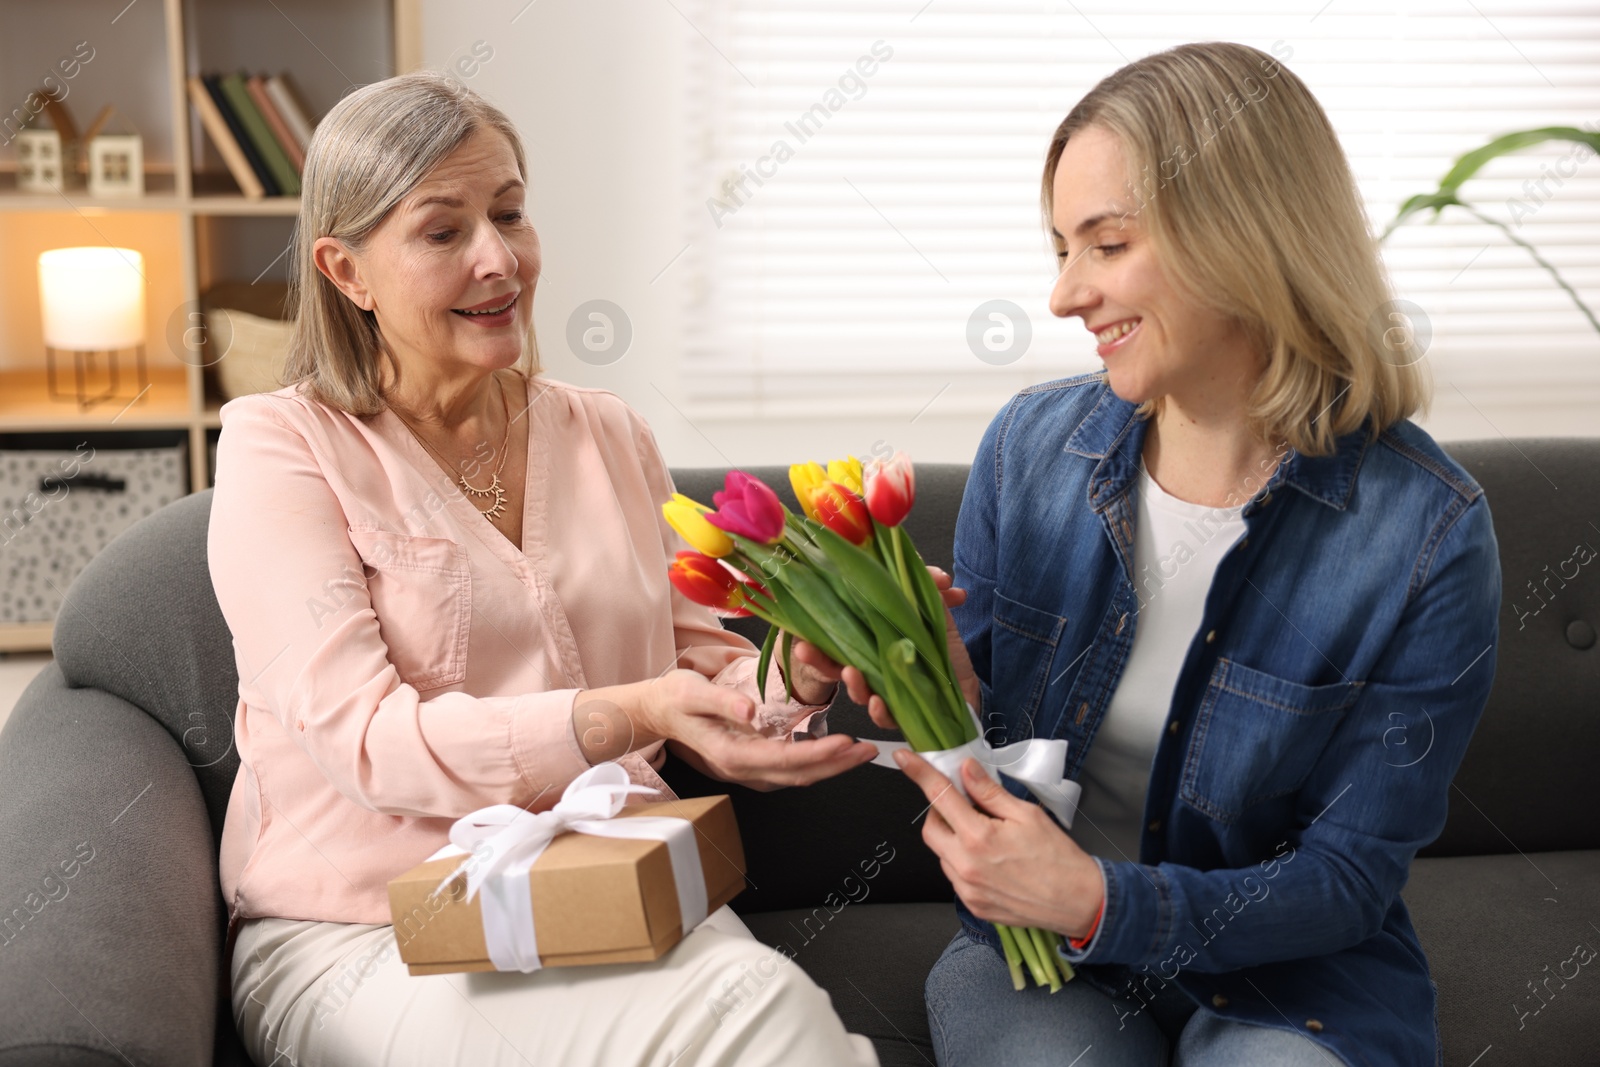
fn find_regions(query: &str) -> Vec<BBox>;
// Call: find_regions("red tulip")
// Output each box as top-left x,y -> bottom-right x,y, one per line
863,451 -> 916,527
706,470 -> 787,544
668,551 -> 762,616
812,481 -> 874,545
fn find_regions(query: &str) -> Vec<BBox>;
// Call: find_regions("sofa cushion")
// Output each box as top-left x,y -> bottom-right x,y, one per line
1431,440 -> 1600,856
741,902 -> 960,1067
1406,850 -> 1600,1066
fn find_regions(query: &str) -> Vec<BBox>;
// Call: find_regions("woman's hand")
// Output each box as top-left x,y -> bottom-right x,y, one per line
790,565 -> 981,731
662,662 -> 883,790
896,750 -> 1104,939
774,637 -> 840,705
573,670 -> 750,764
664,725 -> 879,792
586,669 -> 878,791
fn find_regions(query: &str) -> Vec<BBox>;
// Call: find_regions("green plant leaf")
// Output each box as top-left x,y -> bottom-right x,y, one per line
805,523 -> 948,674
1380,125 -> 1600,341
780,629 -> 797,702
877,636 -> 944,751
1436,127 -> 1600,196
1382,126 -> 1600,239
755,622 -> 779,703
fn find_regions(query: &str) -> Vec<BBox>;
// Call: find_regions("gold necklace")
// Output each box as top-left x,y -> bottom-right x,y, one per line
391,375 -> 513,521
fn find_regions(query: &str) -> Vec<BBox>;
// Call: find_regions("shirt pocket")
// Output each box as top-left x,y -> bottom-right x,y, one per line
990,590 -> 1068,725
347,526 -> 471,691
1179,657 -> 1363,824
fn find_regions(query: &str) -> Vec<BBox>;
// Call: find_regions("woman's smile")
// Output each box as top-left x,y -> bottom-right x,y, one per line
451,290 -> 520,327
1092,316 -> 1142,357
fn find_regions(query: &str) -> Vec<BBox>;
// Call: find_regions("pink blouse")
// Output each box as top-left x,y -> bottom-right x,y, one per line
208,373 -> 825,924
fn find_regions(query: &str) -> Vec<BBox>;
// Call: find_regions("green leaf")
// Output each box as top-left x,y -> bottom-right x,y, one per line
805,523 -> 948,674
901,531 -> 976,738
876,637 -> 944,752
1381,126 -> 1600,241
755,622 -> 779,703
780,629 -> 797,702
1436,127 -> 1600,196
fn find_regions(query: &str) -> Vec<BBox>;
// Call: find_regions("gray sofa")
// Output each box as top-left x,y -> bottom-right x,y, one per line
0,443 -> 1595,1066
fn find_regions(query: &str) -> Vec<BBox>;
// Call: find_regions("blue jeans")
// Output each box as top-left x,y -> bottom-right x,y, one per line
925,932 -> 1343,1066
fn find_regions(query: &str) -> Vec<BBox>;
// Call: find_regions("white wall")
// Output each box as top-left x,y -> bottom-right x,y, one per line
418,1 -> 1600,469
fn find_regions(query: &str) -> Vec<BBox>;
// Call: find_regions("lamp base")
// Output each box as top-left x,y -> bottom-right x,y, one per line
45,345 -> 151,411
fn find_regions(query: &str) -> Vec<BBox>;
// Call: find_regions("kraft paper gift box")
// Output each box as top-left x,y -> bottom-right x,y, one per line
387,793 -> 746,976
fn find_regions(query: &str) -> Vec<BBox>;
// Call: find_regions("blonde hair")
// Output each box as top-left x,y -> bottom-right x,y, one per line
1042,41 -> 1428,456
280,70 -> 540,416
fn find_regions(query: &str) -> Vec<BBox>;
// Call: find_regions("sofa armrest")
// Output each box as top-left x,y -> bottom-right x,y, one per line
0,662 -> 219,1067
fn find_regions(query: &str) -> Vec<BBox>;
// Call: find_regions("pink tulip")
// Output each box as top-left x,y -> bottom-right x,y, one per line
706,470 -> 787,544
863,451 -> 915,527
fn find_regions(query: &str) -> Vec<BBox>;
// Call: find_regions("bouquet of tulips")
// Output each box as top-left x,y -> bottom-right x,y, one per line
662,453 -> 1075,993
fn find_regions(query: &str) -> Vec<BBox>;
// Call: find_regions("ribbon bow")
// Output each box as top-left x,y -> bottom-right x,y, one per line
866,704 -> 1082,828
431,762 -> 710,972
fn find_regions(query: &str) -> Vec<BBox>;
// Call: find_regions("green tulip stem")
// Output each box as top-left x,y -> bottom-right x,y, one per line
994,924 -> 1027,991
1028,926 -> 1064,993
1007,922 -> 1050,989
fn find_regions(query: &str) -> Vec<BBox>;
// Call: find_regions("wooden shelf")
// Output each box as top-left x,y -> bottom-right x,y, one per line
0,367 -> 195,432
0,0 -> 414,652
190,193 -> 302,216
0,171 -> 183,213
0,623 -> 54,655
190,172 -> 301,215
0,172 -> 300,216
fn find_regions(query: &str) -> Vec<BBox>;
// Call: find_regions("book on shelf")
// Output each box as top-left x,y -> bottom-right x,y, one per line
218,72 -> 299,196
189,71 -> 320,198
264,74 -> 315,157
199,73 -> 279,196
187,75 -> 265,198
246,75 -> 304,173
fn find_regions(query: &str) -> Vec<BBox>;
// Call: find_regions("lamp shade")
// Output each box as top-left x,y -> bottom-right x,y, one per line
37,246 -> 146,351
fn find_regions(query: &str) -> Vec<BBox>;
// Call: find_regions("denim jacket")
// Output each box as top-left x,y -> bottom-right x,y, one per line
949,372 -> 1500,1066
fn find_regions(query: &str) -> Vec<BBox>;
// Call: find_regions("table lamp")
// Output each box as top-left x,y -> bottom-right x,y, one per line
38,246 -> 150,409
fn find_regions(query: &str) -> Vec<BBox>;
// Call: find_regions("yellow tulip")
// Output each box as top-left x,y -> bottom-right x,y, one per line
827,455 -> 864,495
662,494 -> 734,557
788,462 -> 827,521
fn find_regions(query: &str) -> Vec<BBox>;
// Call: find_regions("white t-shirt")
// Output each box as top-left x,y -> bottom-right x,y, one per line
1070,460 -> 1248,864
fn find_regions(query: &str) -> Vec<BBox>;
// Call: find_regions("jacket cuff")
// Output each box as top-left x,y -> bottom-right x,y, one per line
1060,857 -> 1168,966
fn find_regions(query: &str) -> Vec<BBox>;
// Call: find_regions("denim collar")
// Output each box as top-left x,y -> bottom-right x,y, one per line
1061,379 -> 1372,512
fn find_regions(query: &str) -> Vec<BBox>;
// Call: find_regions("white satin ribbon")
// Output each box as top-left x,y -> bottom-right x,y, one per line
428,762 -> 710,972
866,704 -> 1083,829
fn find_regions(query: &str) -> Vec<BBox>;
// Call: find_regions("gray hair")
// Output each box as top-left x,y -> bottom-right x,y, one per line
280,70 -> 538,416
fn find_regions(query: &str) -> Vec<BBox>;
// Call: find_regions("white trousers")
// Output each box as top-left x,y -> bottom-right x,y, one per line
231,905 -> 879,1067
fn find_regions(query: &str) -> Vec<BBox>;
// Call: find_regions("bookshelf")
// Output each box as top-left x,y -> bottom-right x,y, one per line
0,0 -> 420,652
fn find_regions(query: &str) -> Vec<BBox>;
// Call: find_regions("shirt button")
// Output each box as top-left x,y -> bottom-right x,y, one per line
1261,491 -> 1273,505
1147,819 -> 1162,833
1075,701 -> 1089,725
1306,1019 -> 1324,1033
1236,537 -> 1249,550
1168,720 -> 1180,736
1212,994 -> 1229,1009
1204,629 -> 1217,644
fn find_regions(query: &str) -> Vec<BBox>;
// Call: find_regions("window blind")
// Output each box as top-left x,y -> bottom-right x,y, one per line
680,1 -> 1600,419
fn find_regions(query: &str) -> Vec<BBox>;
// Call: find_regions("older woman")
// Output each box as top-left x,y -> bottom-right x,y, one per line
818,42 -> 1500,1067
208,71 -> 881,1067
